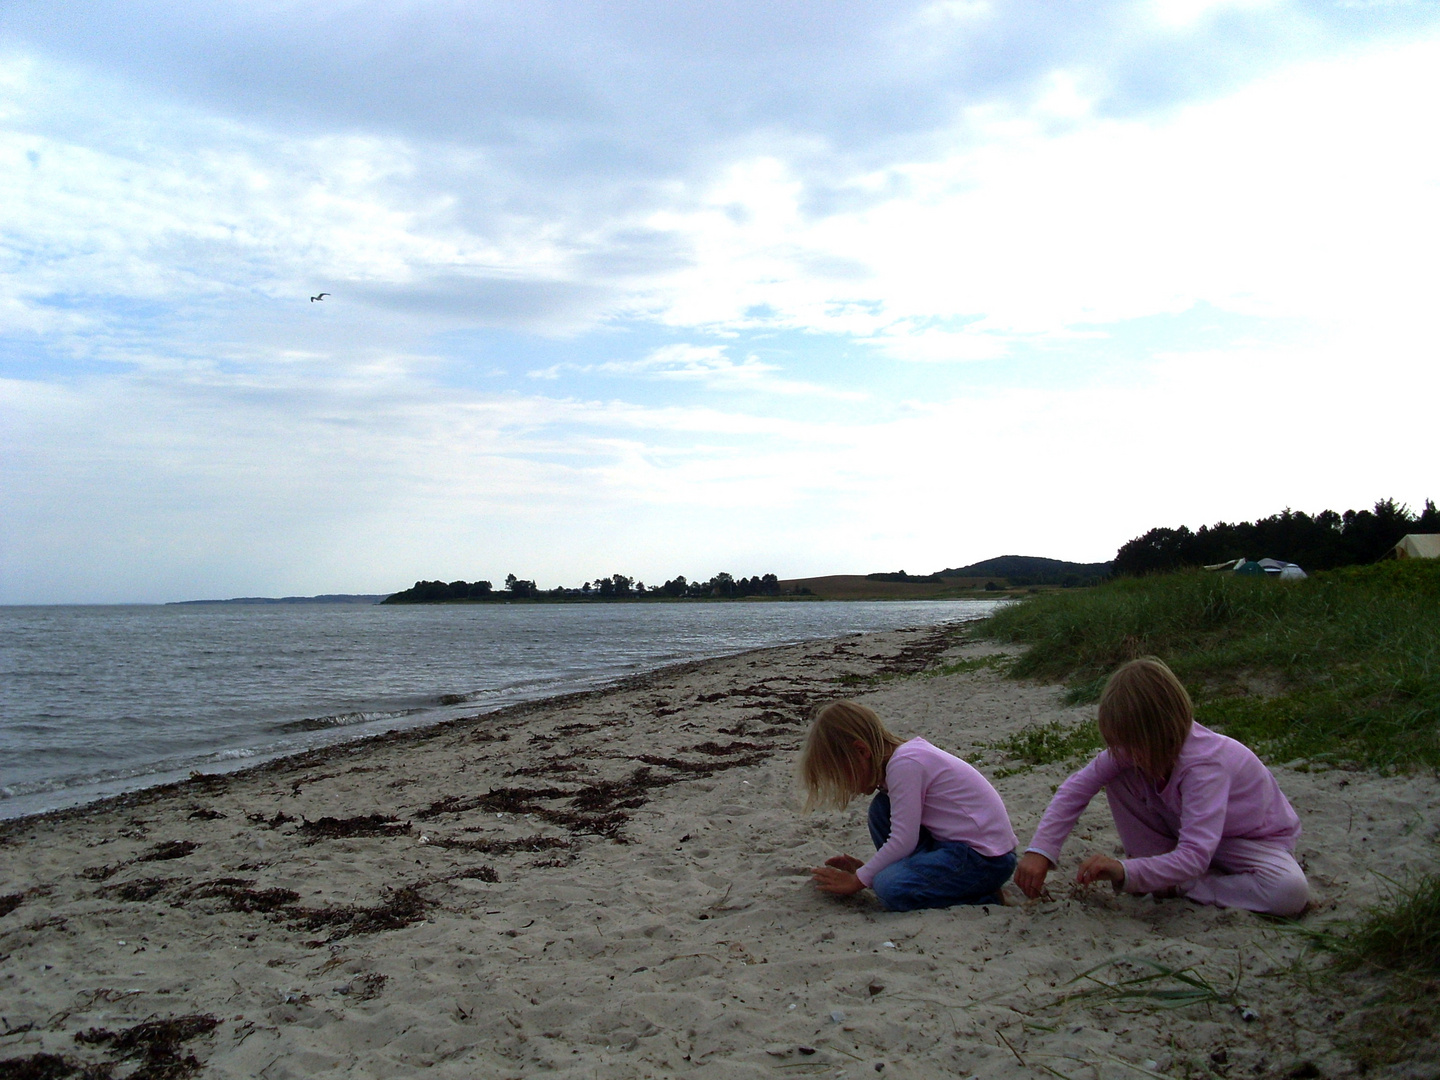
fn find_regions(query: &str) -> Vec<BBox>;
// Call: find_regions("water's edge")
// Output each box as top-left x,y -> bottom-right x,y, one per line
0,624 -> 935,830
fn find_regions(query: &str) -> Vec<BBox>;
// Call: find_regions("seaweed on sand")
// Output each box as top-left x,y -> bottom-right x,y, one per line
97,878 -> 176,903
178,879 -> 300,913
430,834 -> 570,855
295,814 -> 411,841
70,1013 -> 220,1079
416,786 -> 572,819
682,740 -> 770,756
244,811 -> 295,830
285,884 -> 431,943
0,1050 -> 109,1079
136,841 -> 197,863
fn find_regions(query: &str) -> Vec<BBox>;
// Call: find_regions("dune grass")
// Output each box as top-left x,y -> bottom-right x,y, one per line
979,559 -> 1440,770
983,718 -> 1104,777
1330,872 -> 1440,977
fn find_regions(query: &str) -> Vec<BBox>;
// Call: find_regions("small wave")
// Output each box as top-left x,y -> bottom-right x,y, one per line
268,707 -> 424,734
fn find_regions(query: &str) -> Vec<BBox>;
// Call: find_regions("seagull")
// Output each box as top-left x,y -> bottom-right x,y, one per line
310,293 -> 329,302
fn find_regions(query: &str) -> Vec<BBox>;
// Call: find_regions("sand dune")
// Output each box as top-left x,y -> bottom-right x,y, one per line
2,624 -> 1436,1078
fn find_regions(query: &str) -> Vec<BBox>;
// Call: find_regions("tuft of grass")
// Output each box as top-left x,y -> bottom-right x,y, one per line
926,653 -> 1013,678
979,559 -> 1440,769
1297,873 -> 1440,1070
836,650 -> 1012,688
1330,872 -> 1440,976
1052,954 -> 1236,1011
982,719 -> 1103,777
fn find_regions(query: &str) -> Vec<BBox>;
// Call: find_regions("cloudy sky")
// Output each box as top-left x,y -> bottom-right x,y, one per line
2,1 -> 1437,603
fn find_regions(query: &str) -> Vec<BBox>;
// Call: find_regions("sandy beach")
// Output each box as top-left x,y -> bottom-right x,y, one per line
3,623 -> 1437,1079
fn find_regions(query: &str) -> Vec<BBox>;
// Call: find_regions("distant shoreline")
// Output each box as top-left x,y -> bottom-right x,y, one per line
166,594 -> 390,606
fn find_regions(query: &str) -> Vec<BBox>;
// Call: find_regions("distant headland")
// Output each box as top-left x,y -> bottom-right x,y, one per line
170,496 -> 1439,606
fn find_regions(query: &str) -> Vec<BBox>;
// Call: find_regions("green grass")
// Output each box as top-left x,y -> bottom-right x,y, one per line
836,652 -> 1012,688
1329,872 -> 1440,976
982,719 -> 1103,777
979,559 -> 1440,770
1053,954 -> 1237,1011
1300,873 -> 1440,1070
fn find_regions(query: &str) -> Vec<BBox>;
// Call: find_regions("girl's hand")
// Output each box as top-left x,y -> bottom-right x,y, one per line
1075,854 -> 1125,887
825,854 -> 863,874
811,866 -> 865,896
1014,851 -> 1053,898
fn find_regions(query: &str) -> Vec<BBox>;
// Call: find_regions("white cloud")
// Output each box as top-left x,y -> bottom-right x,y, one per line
5,9 -> 1440,601
528,343 -> 868,400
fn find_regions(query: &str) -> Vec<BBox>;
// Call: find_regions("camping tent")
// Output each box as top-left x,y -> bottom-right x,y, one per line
1393,534 -> 1440,559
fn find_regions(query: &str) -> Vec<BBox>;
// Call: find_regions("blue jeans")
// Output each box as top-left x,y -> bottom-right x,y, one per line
866,792 -> 1017,912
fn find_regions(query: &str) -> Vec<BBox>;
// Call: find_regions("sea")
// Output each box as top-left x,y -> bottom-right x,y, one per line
0,599 -> 1002,821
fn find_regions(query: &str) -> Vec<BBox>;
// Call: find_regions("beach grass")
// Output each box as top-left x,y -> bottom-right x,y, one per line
978,559 -> 1440,770
1329,872 -> 1440,977
1306,872 -> 1440,1068
982,718 -> 1103,777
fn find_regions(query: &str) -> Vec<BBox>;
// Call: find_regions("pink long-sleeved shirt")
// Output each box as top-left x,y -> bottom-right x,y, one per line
1026,723 -> 1301,894
856,738 -> 1017,888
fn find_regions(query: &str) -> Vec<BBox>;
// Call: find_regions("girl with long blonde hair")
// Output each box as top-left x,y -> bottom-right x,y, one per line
799,700 -> 1017,911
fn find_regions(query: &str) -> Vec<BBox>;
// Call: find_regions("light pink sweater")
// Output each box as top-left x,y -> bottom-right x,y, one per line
857,738 -> 1017,887
1026,723 -> 1301,894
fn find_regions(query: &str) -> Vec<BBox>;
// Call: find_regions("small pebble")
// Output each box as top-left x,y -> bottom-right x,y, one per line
882,941 -> 896,948
829,1010 -> 845,1023
799,1046 -> 816,1056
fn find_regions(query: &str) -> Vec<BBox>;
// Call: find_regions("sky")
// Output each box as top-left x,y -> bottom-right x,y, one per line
2,1 -> 1438,603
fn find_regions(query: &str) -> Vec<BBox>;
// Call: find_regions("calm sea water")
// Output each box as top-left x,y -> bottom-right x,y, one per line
0,600 -> 1000,820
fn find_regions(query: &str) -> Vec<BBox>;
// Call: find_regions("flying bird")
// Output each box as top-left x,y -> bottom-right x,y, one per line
310,293 -> 329,302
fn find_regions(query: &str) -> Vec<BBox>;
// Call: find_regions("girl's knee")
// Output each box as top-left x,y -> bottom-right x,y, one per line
1264,865 -> 1311,918
868,868 -> 916,912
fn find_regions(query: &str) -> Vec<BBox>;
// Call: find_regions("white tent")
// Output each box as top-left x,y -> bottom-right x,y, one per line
1393,534 -> 1440,559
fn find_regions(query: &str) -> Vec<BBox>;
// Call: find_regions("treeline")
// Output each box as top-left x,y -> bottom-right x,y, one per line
1114,498 -> 1439,577
382,571 -> 787,604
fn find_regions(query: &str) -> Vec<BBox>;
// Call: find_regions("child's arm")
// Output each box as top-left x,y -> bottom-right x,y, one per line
1017,752 -> 1118,897
853,755 -> 926,888
1117,764 -> 1230,894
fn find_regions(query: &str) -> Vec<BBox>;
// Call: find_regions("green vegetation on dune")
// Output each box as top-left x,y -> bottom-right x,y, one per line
979,559 -> 1440,770
1331,873 -> 1440,977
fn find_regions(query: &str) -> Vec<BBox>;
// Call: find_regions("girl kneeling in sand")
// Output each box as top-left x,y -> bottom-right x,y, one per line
801,700 -> 1018,911
1014,657 -> 1310,917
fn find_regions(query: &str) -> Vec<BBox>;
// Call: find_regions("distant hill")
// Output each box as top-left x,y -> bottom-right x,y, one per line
168,594 -> 389,605
936,556 -> 1111,587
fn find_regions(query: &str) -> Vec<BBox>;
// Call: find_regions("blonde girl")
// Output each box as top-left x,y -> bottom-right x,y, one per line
800,701 -> 1018,911
1014,657 -> 1310,916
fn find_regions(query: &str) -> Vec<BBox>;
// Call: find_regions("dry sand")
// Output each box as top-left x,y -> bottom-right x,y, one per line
2,623 -> 1438,1079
